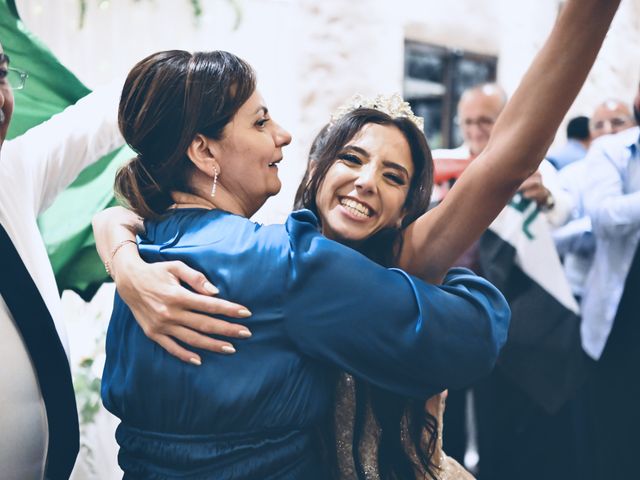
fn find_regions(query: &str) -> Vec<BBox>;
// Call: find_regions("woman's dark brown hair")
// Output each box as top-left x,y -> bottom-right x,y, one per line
114,50 -> 256,218
295,109 -> 439,479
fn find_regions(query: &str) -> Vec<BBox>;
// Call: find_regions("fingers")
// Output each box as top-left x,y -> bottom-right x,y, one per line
168,325 -> 238,355
173,310 -> 252,338
180,289 -> 252,319
167,261 -> 219,295
152,334 -> 203,365
149,325 -> 242,365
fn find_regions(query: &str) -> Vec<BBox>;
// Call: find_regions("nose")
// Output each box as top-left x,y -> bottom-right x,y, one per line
354,164 -> 377,194
274,122 -> 292,148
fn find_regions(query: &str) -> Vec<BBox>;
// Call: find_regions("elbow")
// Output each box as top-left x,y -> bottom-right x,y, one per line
462,301 -> 511,386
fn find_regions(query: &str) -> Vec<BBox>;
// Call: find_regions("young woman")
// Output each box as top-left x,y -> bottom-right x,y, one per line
95,1 -> 620,477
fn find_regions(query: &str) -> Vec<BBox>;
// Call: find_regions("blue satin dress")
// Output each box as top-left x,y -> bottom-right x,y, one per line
102,209 -> 510,479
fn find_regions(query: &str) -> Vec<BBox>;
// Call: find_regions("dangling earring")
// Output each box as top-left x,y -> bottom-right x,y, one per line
211,167 -> 219,198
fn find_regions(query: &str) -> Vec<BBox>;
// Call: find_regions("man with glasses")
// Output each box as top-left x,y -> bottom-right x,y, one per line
433,83 -> 570,225
0,43 -> 122,479
590,98 -> 636,138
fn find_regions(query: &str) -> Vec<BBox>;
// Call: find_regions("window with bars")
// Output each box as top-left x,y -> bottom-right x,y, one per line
404,41 -> 498,149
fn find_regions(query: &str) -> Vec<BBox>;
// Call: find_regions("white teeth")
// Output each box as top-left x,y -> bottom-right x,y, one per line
340,198 -> 372,218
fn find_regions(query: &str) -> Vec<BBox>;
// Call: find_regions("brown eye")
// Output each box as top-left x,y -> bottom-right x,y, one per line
338,153 -> 362,165
384,173 -> 405,185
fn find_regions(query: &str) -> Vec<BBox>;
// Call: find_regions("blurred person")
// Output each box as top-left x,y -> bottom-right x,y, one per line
547,115 -> 591,169
556,96 -> 638,302
0,46 -> 124,479
590,98 -> 636,138
433,83 -> 572,227
578,81 -> 640,480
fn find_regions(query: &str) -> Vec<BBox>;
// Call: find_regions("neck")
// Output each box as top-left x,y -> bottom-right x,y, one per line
171,187 -> 262,218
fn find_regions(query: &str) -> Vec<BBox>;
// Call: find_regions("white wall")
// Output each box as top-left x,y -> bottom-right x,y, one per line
17,0 -> 640,222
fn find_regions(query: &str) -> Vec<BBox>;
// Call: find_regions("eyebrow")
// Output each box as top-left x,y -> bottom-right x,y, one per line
0,53 -> 9,66
255,106 -> 269,115
342,145 -> 410,178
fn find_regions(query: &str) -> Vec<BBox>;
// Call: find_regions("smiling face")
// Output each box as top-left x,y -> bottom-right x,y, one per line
315,123 -> 414,244
210,90 -> 292,216
0,43 -> 15,148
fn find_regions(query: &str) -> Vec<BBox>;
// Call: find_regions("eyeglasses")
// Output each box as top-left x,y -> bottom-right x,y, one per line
1,67 -> 29,90
590,117 -> 633,132
459,116 -> 496,130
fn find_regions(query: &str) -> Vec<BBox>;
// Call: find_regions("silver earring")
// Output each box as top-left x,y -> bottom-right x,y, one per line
211,167 -> 219,198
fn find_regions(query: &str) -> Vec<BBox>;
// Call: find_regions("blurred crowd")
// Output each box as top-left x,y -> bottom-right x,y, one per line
431,81 -> 640,480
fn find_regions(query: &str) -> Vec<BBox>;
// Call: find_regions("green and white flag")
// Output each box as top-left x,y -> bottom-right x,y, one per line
479,194 -> 589,414
1,0 -> 126,299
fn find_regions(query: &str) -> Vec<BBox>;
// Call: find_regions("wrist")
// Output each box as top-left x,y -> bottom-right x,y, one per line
541,190 -> 555,211
106,239 -> 138,281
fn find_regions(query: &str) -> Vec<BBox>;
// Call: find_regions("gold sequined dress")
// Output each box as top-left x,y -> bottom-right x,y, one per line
335,374 -> 474,480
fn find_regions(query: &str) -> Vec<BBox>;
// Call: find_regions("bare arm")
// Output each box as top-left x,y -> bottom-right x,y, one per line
399,0 -> 620,282
93,206 -> 253,364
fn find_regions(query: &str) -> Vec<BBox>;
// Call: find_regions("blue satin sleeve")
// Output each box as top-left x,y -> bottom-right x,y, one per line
284,210 -> 510,399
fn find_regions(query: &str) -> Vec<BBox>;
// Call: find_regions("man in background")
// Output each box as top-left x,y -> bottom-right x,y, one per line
0,43 -> 122,479
579,83 -> 640,480
547,115 -> 591,170
589,98 -> 635,138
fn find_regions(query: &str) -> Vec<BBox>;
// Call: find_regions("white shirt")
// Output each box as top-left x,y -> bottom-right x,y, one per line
0,86 -> 122,479
580,127 -> 640,360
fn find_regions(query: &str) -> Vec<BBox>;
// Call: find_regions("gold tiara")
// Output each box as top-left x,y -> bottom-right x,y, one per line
329,93 -> 424,130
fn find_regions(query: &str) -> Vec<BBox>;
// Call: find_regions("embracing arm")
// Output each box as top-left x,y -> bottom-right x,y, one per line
5,83 -> 124,216
93,206 -> 253,364
283,214 -> 510,398
398,0 -> 620,283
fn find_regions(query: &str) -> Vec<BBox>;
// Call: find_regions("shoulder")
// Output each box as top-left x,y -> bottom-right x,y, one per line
141,209 -> 289,254
589,127 -> 639,162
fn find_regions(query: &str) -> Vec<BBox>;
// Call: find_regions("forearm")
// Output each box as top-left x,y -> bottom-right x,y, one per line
399,0 -> 619,281
487,0 -> 619,182
591,191 -> 640,238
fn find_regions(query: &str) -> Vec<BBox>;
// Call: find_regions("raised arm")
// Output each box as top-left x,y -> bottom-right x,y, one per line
93,206 -> 253,364
398,0 -> 620,282
4,83 -> 124,216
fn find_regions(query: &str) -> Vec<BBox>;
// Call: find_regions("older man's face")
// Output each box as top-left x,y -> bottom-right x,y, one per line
0,42 -> 15,148
458,90 -> 505,157
590,101 -> 635,138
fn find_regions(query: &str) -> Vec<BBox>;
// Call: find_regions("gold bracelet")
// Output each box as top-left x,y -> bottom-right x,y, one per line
105,239 -> 137,278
